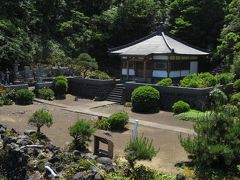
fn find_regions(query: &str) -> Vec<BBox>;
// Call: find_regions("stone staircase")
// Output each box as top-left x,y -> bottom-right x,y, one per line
106,84 -> 125,104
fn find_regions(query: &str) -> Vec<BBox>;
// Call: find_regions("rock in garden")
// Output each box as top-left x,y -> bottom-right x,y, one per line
73,172 -> 85,180
45,143 -> 59,152
176,174 -> 186,180
24,130 -> 37,136
17,138 -> 33,146
94,173 -> 103,180
84,172 -> 95,179
73,150 -> 81,157
96,157 -> 112,165
48,156 -> 60,164
89,165 -> 98,173
0,126 -> 6,134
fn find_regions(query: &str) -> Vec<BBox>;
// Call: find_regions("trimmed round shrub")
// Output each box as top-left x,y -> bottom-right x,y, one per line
209,88 -> 228,106
15,89 -> 35,105
131,86 -> 160,113
230,93 -> 240,105
53,75 -> 68,84
108,112 -> 129,130
215,72 -> 235,85
172,100 -> 190,114
156,78 -> 172,86
54,79 -> 68,98
233,79 -> 240,92
38,88 -> 55,100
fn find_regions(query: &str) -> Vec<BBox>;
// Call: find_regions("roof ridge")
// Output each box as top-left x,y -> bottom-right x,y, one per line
161,32 -> 174,53
164,33 -> 210,54
108,32 -> 157,52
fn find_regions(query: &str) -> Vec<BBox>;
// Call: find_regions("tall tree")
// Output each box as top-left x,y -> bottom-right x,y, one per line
165,0 -> 226,50
214,0 -> 240,70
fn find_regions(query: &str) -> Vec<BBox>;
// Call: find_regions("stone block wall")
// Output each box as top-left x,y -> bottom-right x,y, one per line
4,84 -> 29,90
68,77 -> 116,99
35,82 -> 54,92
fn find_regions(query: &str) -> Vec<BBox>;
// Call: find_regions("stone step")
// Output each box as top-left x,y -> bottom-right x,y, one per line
106,98 -> 122,103
106,84 -> 125,104
109,91 -> 123,95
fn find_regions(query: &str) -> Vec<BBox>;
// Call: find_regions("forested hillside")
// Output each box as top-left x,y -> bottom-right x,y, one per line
0,0 -> 239,74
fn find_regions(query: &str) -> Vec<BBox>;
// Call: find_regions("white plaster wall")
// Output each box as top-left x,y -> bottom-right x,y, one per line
190,61 -> 198,73
122,68 -> 135,76
153,55 -> 168,60
169,71 -> 181,78
152,70 -> 168,77
181,70 -> 190,77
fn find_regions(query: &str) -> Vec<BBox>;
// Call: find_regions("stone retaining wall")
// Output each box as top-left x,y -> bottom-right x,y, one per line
4,84 -> 29,90
35,82 -> 53,91
124,82 -> 233,111
68,77 -> 116,100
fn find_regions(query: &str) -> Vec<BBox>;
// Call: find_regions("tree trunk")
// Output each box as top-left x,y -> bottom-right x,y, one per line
37,126 -> 41,134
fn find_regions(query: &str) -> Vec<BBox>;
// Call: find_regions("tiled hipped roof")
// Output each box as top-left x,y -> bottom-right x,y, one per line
109,31 -> 209,56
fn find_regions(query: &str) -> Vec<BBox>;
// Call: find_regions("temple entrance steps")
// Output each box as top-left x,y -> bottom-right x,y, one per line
106,84 -> 125,104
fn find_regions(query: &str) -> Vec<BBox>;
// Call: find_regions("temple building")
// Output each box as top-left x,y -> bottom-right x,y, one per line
109,26 -> 209,83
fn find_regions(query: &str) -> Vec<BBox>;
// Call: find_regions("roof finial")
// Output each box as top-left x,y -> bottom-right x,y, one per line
157,22 -> 165,34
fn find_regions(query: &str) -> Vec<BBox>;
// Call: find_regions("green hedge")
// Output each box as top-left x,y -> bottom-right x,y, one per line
172,100 -> 190,114
95,112 -> 129,131
230,93 -> 240,105
86,70 -> 111,80
38,88 -> 55,100
215,73 -> 235,85
180,73 -> 217,88
156,78 -> 172,86
131,86 -> 160,113
54,76 -> 68,99
233,79 -> 240,92
15,89 -> 35,105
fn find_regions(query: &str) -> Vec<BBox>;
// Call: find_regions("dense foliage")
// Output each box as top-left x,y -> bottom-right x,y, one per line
28,109 -> 53,133
54,76 -> 68,99
180,105 -> 240,178
15,89 -> 35,105
125,135 -> 159,169
131,86 -> 160,113
37,88 -> 55,100
215,72 -> 235,85
156,78 -> 172,86
233,79 -> 240,92
209,88 -> 228,107
180,73 -> 217,88
95,112 -> 129,131
86,70 -> 111,80
172,100 -> 190,114
0,0 -> 238,75
73,53 -> 98,78
230,93 -> 240,105
69,119 -> 95,150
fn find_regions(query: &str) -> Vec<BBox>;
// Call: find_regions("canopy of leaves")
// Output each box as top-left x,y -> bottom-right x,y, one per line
180,105 -> 240,178
125,135 -> 159,167
73,53 -> 98,77
69,119 -> 95,141
28,109 -> 53,132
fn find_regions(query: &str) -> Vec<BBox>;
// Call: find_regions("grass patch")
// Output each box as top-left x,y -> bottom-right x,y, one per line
175,110 -> 208,121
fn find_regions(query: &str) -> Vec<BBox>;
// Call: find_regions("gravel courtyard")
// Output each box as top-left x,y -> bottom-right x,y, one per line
0,96 -> 191,175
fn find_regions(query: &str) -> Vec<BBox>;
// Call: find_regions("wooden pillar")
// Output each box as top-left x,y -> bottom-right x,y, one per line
167,56 -> 171,78
144,61 -> 147,80
126,60 -> 129,80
